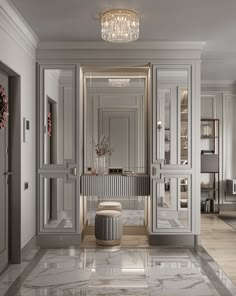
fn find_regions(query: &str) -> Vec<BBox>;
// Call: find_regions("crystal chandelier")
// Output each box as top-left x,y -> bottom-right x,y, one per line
101,9 -> 139,43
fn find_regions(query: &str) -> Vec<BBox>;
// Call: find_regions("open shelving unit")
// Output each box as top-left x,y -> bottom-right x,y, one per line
200,119 -> 220,213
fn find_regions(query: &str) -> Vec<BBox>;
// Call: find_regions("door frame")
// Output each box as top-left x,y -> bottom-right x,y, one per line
0,61 -> 21,264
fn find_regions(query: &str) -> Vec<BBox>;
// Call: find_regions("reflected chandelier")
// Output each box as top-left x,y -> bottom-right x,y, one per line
108,78 -> 130,87
101,9 -> 139,43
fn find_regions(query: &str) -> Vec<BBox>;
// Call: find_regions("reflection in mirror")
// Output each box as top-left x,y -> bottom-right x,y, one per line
43,178 -> 73,229
157,69 -> 189,165
163,89 -> 171,164
84,70 -> 147,174
180,88 -> 188,163
43,178 -> 74,228
85,196 -> 146,226
157,176 -> 189,229
44,69 -> 74,165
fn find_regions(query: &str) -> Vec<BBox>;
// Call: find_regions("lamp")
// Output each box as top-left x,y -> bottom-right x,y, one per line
101,9 -> 139,43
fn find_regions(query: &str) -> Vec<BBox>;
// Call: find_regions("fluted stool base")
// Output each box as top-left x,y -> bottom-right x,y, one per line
95,210 -> 122,246
96,239 -> 121,246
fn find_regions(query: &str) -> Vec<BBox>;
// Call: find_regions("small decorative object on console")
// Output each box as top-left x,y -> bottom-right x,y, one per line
108,167 -> 123,174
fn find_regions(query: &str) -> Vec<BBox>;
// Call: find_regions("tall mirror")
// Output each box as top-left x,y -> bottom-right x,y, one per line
41,177 -> 75,230
156,68 -> 190,166
155,175 -> 191,231
84,69 -> 148,174
39,66 -> 77,233
43,68 -> 75,165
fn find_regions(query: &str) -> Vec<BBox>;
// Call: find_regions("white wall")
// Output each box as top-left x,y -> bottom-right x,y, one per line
0,0 -> 38,248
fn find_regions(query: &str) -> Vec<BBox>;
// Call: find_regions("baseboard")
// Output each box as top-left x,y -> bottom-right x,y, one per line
220,204 -> 236,211
21,236 -> 38,260
148,234 -> 197,247
36,234 -> 82,248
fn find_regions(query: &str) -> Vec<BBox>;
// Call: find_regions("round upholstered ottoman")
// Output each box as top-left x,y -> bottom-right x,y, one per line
95,210 -> 122,246
97,201 -> 122,212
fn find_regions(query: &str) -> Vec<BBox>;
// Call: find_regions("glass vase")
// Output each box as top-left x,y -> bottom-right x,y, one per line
95,156 -> 106,175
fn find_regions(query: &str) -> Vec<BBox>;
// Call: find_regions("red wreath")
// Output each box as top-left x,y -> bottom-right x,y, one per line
47,112 -> 52,137
0,85 -> 9,129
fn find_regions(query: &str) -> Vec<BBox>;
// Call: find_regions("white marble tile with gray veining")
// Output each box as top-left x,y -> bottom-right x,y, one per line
3,247 -> 236,296
38,254 -> 93,269
87,287 -> 151,296
87,249 -> 147,270
89,267 -> 147,287
149,288 -> 220,296
16,267 -> 91,296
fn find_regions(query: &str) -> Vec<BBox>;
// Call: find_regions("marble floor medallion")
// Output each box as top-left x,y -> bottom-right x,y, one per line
1,245 -> 236,296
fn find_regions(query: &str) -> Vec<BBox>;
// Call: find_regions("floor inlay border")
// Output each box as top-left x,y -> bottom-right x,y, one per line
2,250 -> 46,296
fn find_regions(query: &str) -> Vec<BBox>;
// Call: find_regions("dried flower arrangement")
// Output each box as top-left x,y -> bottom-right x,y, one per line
94,135 -> 114,157
0,85 -> 9,129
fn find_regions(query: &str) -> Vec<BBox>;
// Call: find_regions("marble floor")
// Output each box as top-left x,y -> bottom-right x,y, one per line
1,238 -> 236,296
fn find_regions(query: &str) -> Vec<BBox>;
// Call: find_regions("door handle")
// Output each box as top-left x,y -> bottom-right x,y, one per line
152,166 -> 156,177
71,167 -> 77,176
158,159 -> 166,169
4,172 -> 13,176
157,120 -> 163,129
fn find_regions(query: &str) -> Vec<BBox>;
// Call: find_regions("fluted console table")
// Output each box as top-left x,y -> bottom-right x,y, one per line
81,175 -> 150,197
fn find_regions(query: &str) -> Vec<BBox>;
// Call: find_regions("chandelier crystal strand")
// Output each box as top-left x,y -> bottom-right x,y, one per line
101,9 -> 139,43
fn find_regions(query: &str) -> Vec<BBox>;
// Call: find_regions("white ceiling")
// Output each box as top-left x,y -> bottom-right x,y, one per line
9,0 -> 236,81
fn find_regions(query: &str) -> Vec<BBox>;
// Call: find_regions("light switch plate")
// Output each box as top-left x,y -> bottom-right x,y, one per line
24,182 -> 29,190
23,117 -> 30,143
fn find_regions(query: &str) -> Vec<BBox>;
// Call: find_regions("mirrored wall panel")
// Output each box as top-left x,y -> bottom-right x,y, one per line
85,196 -> 146,226
43,69 -> 75,165
156,68 -> 190,166
153,175 -> 191,231
42,177 -> 75,230
84,70 -> 148,174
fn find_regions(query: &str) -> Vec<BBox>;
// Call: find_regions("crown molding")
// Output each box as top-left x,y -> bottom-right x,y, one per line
38,41 -> 205,51
37,41 -> 205,62
0,0 -> 39,59
201,80 -> 236,93
202,80 -> 236,86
